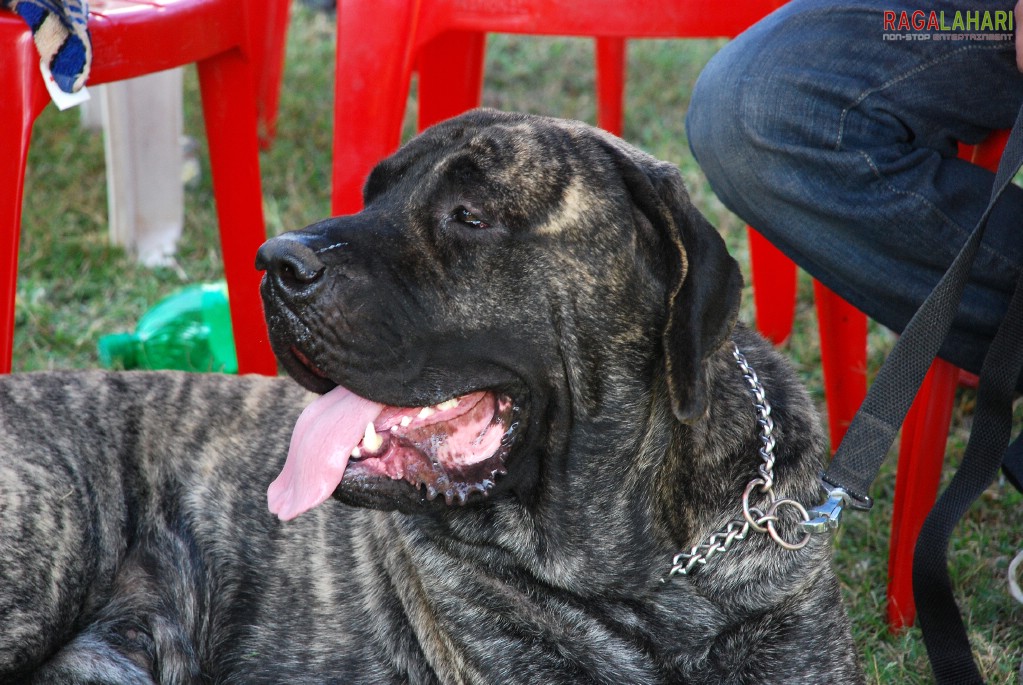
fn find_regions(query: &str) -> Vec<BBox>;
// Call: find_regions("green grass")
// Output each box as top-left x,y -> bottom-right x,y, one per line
14,5 -> 1022,681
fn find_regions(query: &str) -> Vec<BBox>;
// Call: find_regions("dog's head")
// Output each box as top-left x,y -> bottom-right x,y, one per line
257,110 -> 742,532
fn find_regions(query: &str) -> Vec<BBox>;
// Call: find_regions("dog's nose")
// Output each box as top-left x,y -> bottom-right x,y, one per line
256,235 -> 326,293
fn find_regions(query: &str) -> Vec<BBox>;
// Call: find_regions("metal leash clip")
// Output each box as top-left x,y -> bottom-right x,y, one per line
801,481 -> 873,535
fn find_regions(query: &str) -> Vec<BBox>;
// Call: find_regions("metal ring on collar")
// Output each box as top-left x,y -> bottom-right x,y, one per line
765,499 -> 813,551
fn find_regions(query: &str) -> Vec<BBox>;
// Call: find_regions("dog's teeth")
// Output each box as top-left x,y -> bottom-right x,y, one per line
417,407 -> 436,419
351,447 -> 361,458
363,422 -> 383,452
436,399 -> 459,411
400,416 -> 413,428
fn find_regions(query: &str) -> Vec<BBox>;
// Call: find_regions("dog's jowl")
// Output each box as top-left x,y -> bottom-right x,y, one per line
0,110 -> 863,684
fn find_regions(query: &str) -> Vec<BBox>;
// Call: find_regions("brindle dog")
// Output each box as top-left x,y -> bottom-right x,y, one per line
0,110 -> 863,684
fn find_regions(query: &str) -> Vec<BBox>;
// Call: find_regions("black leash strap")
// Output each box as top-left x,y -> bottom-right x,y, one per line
804,105 -> 1023,683
914,282 -> 1023,683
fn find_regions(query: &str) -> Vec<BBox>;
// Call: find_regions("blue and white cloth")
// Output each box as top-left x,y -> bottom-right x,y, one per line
4,0 -> 91,93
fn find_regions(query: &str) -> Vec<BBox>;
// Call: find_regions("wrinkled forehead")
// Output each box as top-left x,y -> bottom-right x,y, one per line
363,117 -> 623,235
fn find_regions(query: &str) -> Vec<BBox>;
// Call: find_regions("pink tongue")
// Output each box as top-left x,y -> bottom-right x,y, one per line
268,385 -> 383,521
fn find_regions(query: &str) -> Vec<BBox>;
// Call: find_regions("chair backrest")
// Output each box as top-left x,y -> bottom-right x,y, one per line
332,0 -> 785,214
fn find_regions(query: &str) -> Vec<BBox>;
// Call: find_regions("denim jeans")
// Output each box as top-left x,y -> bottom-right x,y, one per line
687,0 -> 1023,379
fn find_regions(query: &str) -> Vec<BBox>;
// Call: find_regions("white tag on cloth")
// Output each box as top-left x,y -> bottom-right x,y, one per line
39,60 -> 90,110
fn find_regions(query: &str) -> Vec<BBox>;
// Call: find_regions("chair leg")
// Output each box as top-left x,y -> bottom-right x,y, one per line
887,357 -> 958,630
417,30 -> 486,132
747,226 -> 797,346
0,23 -> 50,373
197,48 -> 278,376
595,37 -> 626,136
747,230 -> 867,448
814,280 -> 868,450
250,0 -> 293,149
333,0 -> 419,215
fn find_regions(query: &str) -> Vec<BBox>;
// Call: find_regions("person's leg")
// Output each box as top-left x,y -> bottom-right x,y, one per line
687,0 -> 1023,377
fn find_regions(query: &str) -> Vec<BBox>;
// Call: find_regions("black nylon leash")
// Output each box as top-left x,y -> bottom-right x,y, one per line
914,287 -> 1023,683
803,106 -> 1023,683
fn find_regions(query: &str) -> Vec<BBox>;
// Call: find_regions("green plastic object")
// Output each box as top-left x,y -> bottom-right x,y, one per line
98,282 -> 238,373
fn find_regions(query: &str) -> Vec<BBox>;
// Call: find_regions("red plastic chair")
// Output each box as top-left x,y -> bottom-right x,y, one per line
254,0 -> 292,149
331,0 -> 785,215
0,0 -> 290,375
747,130 -> 1009,630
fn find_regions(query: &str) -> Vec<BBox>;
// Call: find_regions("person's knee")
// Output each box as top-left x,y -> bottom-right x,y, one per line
686,38 -> 784,226
687,4 -> 860,235
687,46 -> 739,178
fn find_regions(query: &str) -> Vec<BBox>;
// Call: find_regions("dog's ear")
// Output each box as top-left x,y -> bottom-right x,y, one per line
598,136 -> 743,423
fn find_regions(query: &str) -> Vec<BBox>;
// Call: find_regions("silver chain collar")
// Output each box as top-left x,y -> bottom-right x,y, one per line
664,345 -> 814,580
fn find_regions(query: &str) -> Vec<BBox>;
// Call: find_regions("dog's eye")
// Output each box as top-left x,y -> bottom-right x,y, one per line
452,206 -> 490,230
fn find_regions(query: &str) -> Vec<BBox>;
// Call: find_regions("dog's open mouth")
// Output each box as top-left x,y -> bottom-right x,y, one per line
268,379 -> 518,521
